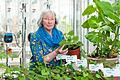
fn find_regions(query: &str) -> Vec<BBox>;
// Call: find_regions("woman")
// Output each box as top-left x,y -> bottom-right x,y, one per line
30,9 -> 68,66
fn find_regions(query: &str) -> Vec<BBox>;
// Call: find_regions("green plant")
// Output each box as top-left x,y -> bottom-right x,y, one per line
28,62 -> 110,80
0,51 -> 19,60
1,62 -> 111,80
0,42 -> 4,50
0,52 -> 7,60
2,65 -> 28,80
60,31 -> 83,50
89,59 -> 119,68
82,0 -> 120,58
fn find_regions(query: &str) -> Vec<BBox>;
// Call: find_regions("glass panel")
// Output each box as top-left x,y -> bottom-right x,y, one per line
0,0 -> 74,65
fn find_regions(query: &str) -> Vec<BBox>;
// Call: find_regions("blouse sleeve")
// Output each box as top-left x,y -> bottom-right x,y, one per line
30,33 -> 44,62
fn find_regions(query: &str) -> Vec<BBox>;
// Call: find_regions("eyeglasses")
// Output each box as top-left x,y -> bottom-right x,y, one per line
43,18 -> 55,21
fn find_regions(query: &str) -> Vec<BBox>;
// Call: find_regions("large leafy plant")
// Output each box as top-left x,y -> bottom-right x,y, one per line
82,0 -> 120,58
60,31 -> 83,50
1,62 -> 110,80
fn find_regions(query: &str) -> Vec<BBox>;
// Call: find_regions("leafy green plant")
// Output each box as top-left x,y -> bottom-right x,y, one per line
89,59 -> 119,68
0,52 -> 7,60
60,31 -> 83,50
2,66 -> 28,80
1,62 -> 110,80
0,42 -> 4,50
0,52 -> 19,60
28,62 -> 110,80
82,0 -> 120,58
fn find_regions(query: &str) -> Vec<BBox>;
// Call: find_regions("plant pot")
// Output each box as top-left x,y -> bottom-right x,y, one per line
114,77 -> 119,80
68,48 -> 80,59
87,57 -> 118,62
87,57 -> 119,68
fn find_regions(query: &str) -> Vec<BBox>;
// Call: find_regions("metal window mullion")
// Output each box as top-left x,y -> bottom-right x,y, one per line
73,0 -> 76,34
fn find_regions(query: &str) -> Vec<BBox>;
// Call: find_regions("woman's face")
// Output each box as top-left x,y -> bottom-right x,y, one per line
42,12 -> 55,31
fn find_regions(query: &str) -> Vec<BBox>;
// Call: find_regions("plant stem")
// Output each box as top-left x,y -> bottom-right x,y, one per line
111,25 -> 120,50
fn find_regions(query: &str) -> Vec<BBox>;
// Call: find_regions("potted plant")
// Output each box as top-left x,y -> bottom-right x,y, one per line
82,0 -> 120,65
60,31 -> 83,59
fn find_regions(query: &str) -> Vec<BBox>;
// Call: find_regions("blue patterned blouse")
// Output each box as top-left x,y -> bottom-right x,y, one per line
30,26 -> 64,66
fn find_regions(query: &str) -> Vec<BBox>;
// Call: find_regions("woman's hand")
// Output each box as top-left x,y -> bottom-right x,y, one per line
56,45 -> 68,55
44,45 -> 68,63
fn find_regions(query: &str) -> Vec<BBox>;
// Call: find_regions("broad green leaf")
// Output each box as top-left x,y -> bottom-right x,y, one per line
59,40 -> 66,46
82,20 -> 90,28
112,1 -> 120,10
41,69 -> 49,76
63,76 -> 71,80
102,25 -> 112,31
68,31 -> 74,35
96,74 -> 101,78
104,10 -> 120,22
73,76 -> 81,80
112,1 -> 120,16
116,41 -> 120,48
94,0 -> 113,12
83,72 -> 88,77
85,32 -> 102,43
54,74 -> 62,80
88,19 -> 98,29
73,36 -> 79,41
99,1 -> 113,12
98,13 -> 103,22
82,5 -> 96,16
52,69 -> 60,74
82,16 -> 98,29
94,0 -> 120,22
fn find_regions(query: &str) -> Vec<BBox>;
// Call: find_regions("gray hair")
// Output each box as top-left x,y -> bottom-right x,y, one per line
37,9 -> 58,26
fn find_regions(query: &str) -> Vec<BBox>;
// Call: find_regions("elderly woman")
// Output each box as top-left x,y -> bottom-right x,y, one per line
30,9 -> 68,66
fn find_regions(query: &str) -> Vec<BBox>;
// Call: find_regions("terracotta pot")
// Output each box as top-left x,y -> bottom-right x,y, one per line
114,77 -> 119,80
68,48 -> 80,59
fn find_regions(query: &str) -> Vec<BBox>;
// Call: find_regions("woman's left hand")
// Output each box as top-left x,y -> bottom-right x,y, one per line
57,45 -> 68,55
